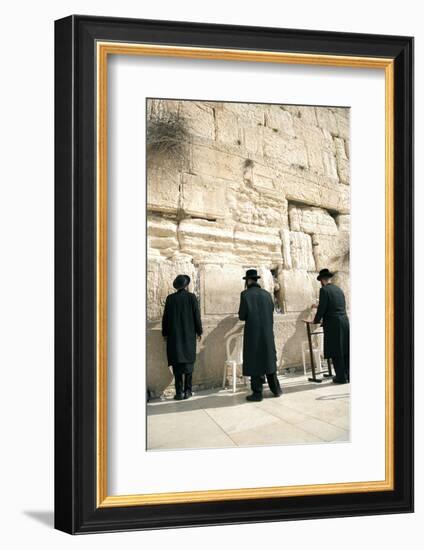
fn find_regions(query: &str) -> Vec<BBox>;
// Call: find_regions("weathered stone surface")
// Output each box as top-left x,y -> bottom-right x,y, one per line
312,232 -> 350,273
332,270 -> 350,308
146,99 -> 350,393
279,269 -> 320,313
289,231 -> 315,271
181,173 -> 227,220
178,219 -> 235,262
147,255 -> 197,320
284,171 -> 350,214
202,264 -> 244,315
234,226 -> 282,266
316,107 -> 339,136
288,205 -> 338,236
214,106 -> 242,146
147,216 -> 179,258
263,127 -> 308,168
190,143 -> 244,182
147,157 -> 181,214
181,101 -> 216,140
334,137 -> 350,184
265,106 -> 296,136
280,228 -> 292,270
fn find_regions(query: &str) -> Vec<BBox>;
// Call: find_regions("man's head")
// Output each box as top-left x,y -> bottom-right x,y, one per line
173,274 -> 191,290
317,268 -> 334,287
243,269 -> 261,288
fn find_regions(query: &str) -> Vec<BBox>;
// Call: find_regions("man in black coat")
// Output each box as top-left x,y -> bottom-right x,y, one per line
238,269 -> 282,402
162,274 -> 203,400
313,268 -> 350,384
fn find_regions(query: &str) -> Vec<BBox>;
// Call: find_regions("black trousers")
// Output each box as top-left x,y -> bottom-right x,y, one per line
173,365 -> 193,396
251,373 -> 282,396
332,355 -> 350,382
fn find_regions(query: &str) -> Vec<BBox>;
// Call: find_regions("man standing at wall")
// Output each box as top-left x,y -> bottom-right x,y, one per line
238,269 -> 282,401
162,274 -> 203,400
313,268 -> 350,384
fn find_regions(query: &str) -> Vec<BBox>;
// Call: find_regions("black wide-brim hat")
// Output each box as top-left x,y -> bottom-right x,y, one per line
317,268 -> 334,281
173,274 -> 191,290
243,268 -> 261,280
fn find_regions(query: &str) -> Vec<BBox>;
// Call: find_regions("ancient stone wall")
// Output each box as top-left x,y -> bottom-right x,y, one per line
146,99 -> 350,396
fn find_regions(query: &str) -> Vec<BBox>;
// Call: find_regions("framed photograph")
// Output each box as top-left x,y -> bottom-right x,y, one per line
54,15 -> 414,534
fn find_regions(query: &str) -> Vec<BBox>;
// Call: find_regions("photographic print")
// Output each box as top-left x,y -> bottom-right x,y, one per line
55,17 -> 413,533
146,98 -> 351,451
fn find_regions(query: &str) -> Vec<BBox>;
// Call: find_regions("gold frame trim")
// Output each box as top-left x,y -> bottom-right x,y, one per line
96,42 -> 395,508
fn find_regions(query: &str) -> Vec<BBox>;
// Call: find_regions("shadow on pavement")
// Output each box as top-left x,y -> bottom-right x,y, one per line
147,377 -> 348,416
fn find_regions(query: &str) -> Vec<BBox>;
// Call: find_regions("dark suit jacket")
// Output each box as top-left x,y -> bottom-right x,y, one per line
313,283 -> 349,358
238,283 -> 277,376
162,289 -> 202,366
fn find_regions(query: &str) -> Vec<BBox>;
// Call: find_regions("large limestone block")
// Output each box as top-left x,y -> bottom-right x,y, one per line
146,325 -> 173,397
336,214 -> 350,233
289,232 -> 316,271
316,107 -> 339,136
264,106 -> 295,136
147,255 -> 197,320
257,267 -> 275,295
178,219 -> 235,261
215,106 -> 242,146
333,108 -> 350,141
201,264 -> 244,315
284,171 -> 350,214
273,313 -> 316,368
263,127 -> 308,168
280,228 -> 292,270
230,176 -> 288,227
322,150 -> 339,179
190,143 -> 244,182
181,173 -> 227,220
306,144 -> 325,175
147,216 -> 179,257
332,270 -> 350,308
242,124 -> 264,158
288,205 -> 338,236
279,269 -> 320,313
312,232 -> 350,272
281,105 -> 318,127
334,137 -> 350,184
147,156 -> 183,214
223,103 -> 265,125
180,101 -> 216,140
234,226 -> 283,265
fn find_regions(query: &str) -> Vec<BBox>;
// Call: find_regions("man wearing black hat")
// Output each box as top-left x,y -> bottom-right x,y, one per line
238,269 -> 282,401
162,274 -> 203,400
313,268 -> 350,384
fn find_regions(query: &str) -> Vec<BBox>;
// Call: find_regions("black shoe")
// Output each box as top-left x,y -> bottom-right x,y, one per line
272,390 -> 283,397
332,377 -> 347,384
174,393 -> 184,400
246,393 -> 263,402
183,391 -> 192,400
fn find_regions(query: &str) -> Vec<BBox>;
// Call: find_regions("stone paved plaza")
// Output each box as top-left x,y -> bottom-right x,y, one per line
147,373 -> 350,450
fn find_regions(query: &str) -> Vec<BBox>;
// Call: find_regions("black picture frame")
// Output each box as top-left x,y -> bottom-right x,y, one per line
55,15 -> 414,534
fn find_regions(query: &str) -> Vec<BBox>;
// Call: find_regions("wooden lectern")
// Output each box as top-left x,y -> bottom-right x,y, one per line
302,320 -> 333,383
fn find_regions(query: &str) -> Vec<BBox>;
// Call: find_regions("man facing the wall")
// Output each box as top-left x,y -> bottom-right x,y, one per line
313,268 -> 350,384
238,269 -> 283,402
162,274 -> 203,400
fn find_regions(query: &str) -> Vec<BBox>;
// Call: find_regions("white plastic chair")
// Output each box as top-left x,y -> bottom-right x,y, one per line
222,333 -> 247,393
301,334 -> 324,377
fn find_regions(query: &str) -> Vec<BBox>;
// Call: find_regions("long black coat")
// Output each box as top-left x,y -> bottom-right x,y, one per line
162,289 -> 202,369
313,283 -> 349,359
238,283 -> 277,376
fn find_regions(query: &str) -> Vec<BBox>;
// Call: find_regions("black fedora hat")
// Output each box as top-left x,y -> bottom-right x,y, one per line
243,268 -> 261,280
317,268 -> 334,281
173,274 -> 191,290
